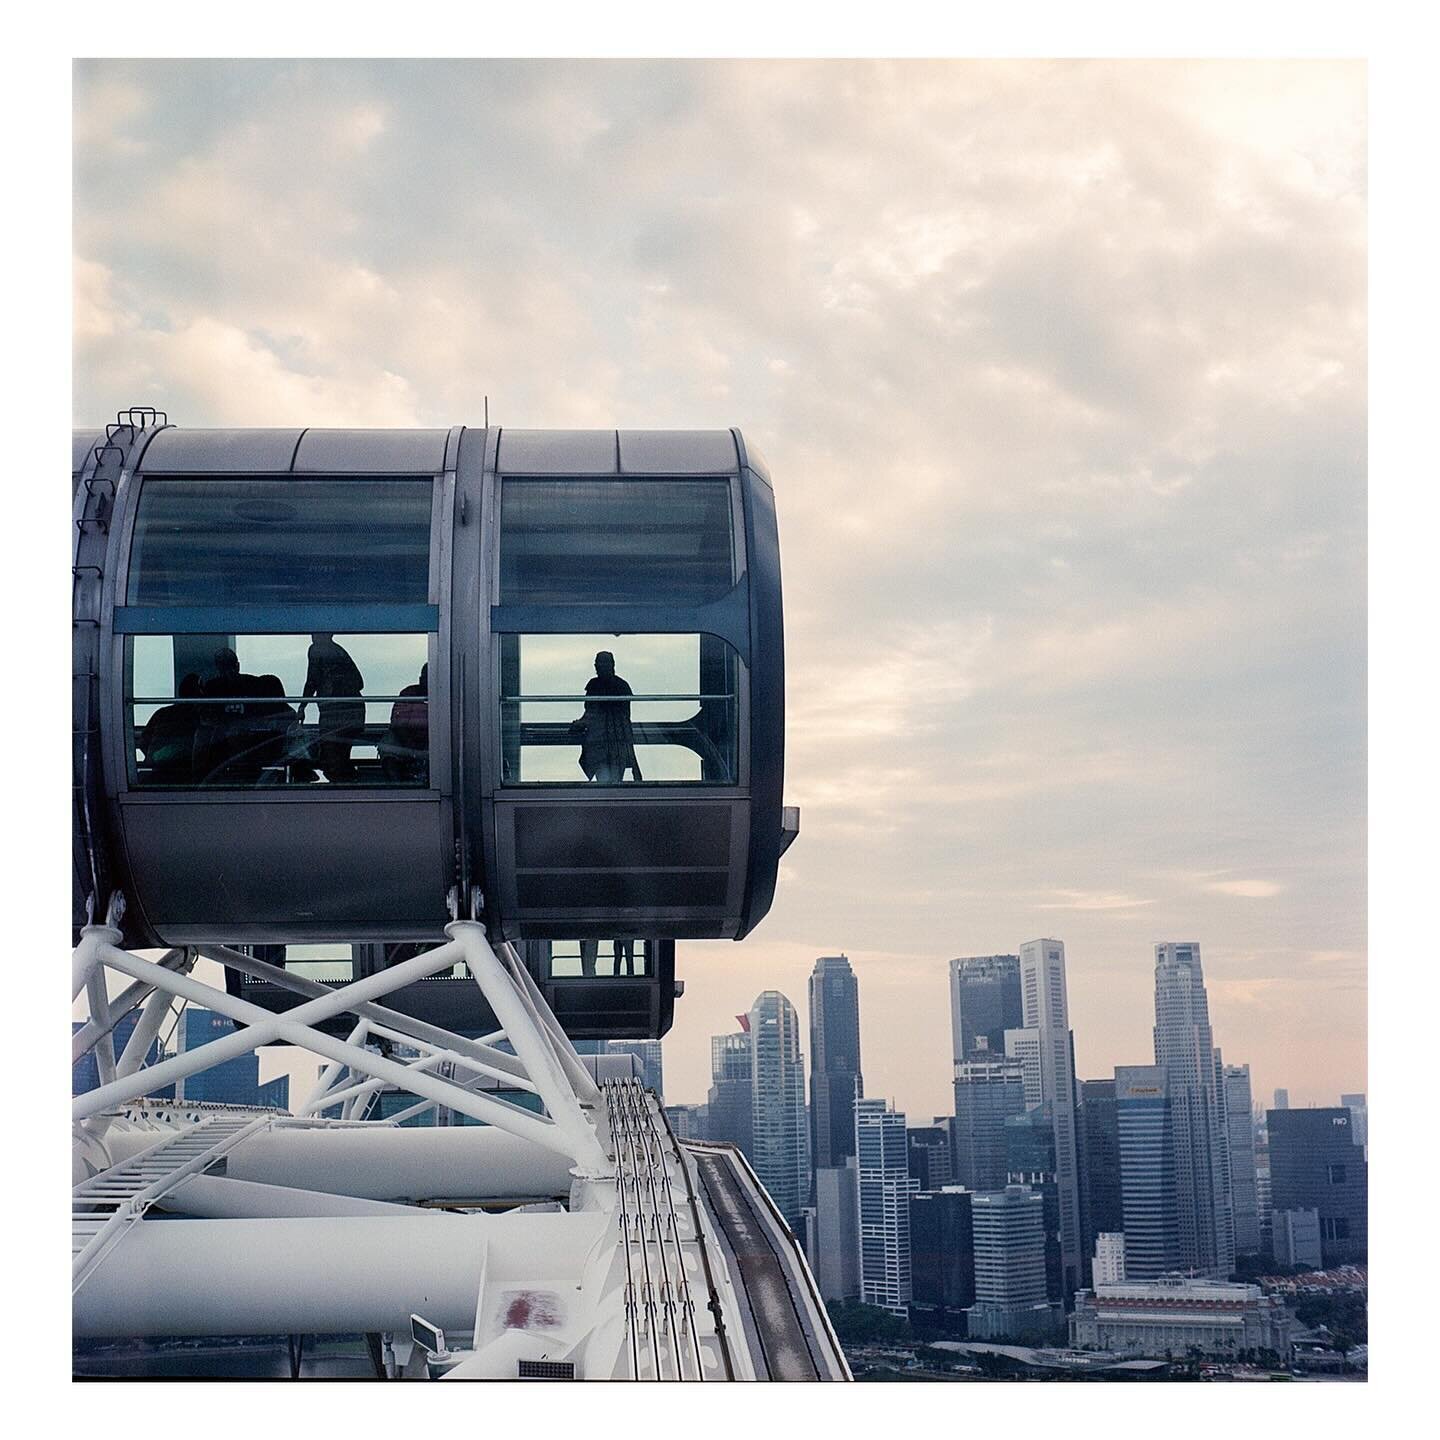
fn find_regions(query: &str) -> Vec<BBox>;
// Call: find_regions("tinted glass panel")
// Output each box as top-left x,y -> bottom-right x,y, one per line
547,939 -> 652,978
499,632 -> 738,785
128,479 -> 433,606
127,632 -> 430,788
500,479 -> 734,604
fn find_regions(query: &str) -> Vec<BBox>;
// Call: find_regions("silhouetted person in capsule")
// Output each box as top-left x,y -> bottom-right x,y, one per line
300,633 -> 365,783
381,662 -> 429,783
140,672 -> 204,783
576,650 -> 642,784
200,647 -> 267,781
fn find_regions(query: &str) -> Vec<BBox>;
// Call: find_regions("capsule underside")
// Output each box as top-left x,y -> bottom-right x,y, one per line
73,424 -> 786,953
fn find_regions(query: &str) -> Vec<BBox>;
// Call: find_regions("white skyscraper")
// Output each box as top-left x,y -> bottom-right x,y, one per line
1003,1026 -> 1045,1110
1153,943 -> 1235,1278
855,1097 -> 914,1316
1094,1232 -> 1126,1285
1018,938 -> 1083,1298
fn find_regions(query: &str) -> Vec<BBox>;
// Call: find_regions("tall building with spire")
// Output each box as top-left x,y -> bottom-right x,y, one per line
1152,943 -> 1234,1278
808,954 -> 862,1173
748,991 -> 809,1230
1018,939 -> 1083,1299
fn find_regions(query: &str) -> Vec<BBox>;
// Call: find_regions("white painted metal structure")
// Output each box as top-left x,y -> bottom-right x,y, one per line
71,897 -> 849,1380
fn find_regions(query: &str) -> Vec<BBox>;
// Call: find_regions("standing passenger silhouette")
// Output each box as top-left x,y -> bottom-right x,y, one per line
577,650 -> 642,783
300,633 -> 365,782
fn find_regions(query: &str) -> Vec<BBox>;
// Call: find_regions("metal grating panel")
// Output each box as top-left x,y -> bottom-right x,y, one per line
517,1358 -> 576,1379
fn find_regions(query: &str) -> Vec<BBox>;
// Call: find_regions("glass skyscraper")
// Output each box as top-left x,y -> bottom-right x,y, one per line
807,954 -> 862,1173
1152,943 -> 1234,1277
1115,1064 -> 1180,1278
707,1027 -> 754,1158
1267,1107 -> 1368,1265
1223,1062 -> 1261,1256
748,991 -> 808,1230
948,954 -> 1022,1064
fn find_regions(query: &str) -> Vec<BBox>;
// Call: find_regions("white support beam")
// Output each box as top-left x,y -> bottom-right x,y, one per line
451,922 -> 611,1177
197,943 -> 532,1086
72,928 -> 612,1172
297,1020 -> 369,1115
72,936 -> 471,1119
71,950 -> 187,1064
499,940 -> 604,1108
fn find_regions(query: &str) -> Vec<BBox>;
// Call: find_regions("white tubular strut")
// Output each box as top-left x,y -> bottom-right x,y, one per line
196,944 -> 532,1087
498,940 -> 604,1107
72,923 -> 616,1176
448,922 -> 613,1178
70,934 -> 595,1167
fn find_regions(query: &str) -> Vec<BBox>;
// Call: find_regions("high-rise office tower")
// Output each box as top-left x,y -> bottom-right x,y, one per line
1273,1088 -> 1290,1110
606,1040 -> 664,1101
1005,1106 -> 1064,1302
1115,1064 -> 1180,1278
1018,938 -> 1083,1299
809,1159 -> 861,1303
1152,943 -> 1234,1278
707,1026 -> 754,1158
1223,1062 -> 1261,1256
1079,1079 -> 1123,1261
808,954 -> 862,1173
855,1097 -> 914,1317
663,1103 -> 708,1140
909,1188 -> 975,1325
952,1058 -> 1027,1191
171,1008 -> 288,1108
72,1013 -> 173,1098
1268,1108 -> 1368,1266
949,955 -> 1022,1064
907,1125 -> 951,1192
1094,1232 -> 1126,1284
748,991 -> 809,1231
966,1185 -> 1055,1341
1340,1093 -> 1368,1156
1003,1027 -> 1045,1110
1254,1140 -> 1274,1257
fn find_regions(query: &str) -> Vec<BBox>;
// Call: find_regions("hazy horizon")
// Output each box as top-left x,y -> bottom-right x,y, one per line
74,57 -> 1367,1125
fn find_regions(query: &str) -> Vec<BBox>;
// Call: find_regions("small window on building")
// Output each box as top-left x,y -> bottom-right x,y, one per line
1326,1162 -> 1347,1185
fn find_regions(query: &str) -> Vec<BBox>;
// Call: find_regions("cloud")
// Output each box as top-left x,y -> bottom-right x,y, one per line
1037,890 -> 1158,912
71,59 -> 1366,1122
1206,879 -> 1284,899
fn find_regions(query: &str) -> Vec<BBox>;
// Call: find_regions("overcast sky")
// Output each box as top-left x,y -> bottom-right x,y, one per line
73,58 -> 1366,1123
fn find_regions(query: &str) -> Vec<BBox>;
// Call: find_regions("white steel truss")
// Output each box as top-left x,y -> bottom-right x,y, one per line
69,902 -> 849,1380
72,917 -> 611,1176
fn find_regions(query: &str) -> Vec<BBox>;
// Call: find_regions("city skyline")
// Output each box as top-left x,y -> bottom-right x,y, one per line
664,936 -> 1365,1126
72,58 -> 1366,1126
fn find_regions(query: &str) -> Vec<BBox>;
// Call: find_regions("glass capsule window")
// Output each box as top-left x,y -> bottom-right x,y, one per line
499,632 -> 739,785
126,632 -> 431,788
499,479 -> 735,605
545,939 -> 653,979
127,478 -> 434,606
